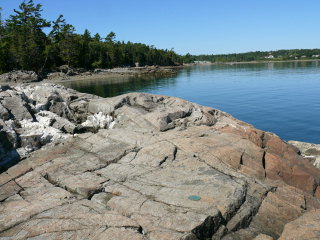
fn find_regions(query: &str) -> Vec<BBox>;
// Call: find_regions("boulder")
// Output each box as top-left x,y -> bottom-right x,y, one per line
0,88 -> 34,121
57,65 -> 71,74
46,72 -> 68,80
0,70 -> 38,83
56,65 -> 85,76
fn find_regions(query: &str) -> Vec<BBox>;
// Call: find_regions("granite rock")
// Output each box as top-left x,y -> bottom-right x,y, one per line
278,209 -> 320,240
0,83 -> 320,239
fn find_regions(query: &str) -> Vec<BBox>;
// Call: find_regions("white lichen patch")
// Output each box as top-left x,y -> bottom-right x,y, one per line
81,112 -> 116,129
19,116 -> 69,152
190,108 -> 204,121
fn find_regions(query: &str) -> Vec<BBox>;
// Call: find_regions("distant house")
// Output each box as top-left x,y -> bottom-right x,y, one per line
301,55 -> 307,58
312,55 -> 320,58
265,55 -> 274,59
194,61 -> 211,64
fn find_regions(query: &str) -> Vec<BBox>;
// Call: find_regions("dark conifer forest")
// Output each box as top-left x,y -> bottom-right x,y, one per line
0,0 -> 182,74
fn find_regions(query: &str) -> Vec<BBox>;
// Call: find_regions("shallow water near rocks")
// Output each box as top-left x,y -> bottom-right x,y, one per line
62,61 -> 320,144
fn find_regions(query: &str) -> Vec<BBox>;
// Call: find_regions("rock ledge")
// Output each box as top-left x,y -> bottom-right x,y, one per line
0,83 -> 320,240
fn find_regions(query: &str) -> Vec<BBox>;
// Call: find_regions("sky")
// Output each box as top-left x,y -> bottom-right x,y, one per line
1,0 -> 320,55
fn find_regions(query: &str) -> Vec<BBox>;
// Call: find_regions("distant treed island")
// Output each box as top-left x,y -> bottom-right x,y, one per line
183,49 -> 320,63
1,0 -> 320,75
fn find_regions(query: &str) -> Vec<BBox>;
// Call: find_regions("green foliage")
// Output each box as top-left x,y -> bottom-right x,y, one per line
0,7 -> 11,73
0,0 -> 182,74
182,53 -> 196,63
5,0 -> 51,72
105,31 -> 116,43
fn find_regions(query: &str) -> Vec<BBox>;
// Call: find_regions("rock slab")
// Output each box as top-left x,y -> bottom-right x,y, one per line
0,84 -> 320,240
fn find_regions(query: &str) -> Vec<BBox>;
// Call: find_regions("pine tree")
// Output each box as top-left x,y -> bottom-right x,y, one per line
6,0 -> 50,72
80,29 -> 91,68
58,24 -> 80,67
0,7 -> 11,73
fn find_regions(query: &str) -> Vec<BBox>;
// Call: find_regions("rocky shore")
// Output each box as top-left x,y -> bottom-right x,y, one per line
0,65 -> 181,84
1,83 -> 320,240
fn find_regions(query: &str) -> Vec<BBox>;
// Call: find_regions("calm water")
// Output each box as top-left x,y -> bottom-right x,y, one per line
63,61 -> 320,143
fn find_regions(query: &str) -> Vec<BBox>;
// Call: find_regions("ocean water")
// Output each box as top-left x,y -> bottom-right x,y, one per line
63,61 -> 320,143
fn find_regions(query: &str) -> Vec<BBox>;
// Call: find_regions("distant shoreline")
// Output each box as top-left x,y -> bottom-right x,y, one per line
1,59 -> 319,85
53,59 -> 320,83
184,59 -> 320,66
46,65 -> 182,84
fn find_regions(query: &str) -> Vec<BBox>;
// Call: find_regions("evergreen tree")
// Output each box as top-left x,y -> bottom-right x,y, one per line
0,8 -> 11,73
80,29 -> 91,68
45,14 -> 67,69
105,31 -> 116,43
58,24 -> 80,67
93,33 -> 101,42
6,0 -> 50,72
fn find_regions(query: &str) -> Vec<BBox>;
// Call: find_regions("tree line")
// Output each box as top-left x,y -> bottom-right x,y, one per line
0,0 -> 182,74
182,49 -> 320,63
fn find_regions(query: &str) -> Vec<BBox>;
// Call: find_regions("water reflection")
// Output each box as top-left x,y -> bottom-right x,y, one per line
63,61 -> 320,98
62,72 -> 180,98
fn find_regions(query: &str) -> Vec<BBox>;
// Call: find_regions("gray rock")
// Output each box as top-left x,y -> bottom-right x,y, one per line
57,65 -> 70,74
0,120 -> 18,148
0,102 -> 10,120
52,116 -> 77,134
46,72 -> 67,80
0,70 -> 38,83
48,101 -> 72,118
56,65 -> 86,76
0,91 -> 34,121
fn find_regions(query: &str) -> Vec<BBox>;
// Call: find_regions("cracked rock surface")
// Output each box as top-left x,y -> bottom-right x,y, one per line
0,83 -> 320,239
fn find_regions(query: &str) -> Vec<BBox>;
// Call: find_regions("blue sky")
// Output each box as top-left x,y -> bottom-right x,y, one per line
1,0 -> 320,55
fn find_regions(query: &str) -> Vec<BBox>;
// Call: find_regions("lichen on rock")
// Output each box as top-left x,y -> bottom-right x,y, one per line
81,112 -> 116,130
